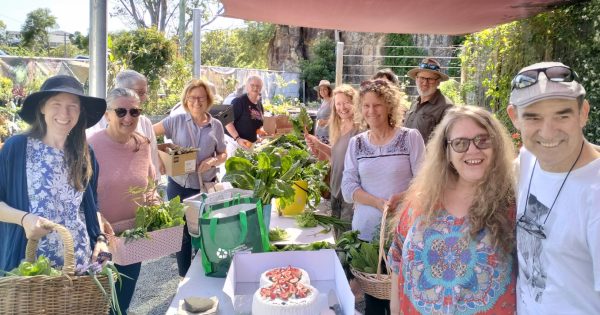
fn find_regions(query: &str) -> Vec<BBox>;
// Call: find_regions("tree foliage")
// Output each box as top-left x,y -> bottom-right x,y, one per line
300,37 -> 335,100
20,8 -> 58,52
461,0 -> 600,144
383,34 -> 425,83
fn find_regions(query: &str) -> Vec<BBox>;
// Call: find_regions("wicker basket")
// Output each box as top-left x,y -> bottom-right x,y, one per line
107,219 -> 184,266
350,207 -> 392,300
0,222 -> 112,314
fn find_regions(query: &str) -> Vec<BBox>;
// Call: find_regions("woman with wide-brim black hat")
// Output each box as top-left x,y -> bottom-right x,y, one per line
0,75 -> 111,273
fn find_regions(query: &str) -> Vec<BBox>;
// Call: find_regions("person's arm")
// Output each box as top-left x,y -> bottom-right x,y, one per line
0,202 -> 54,240
226,122 -> 252,148
304,133 -> 331,161
153,121 -> 166,137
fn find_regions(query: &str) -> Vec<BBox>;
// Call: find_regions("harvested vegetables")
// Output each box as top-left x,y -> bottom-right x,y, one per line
268,227 -> 290,241
163,144 -> 197,155
4,255 -> 61,277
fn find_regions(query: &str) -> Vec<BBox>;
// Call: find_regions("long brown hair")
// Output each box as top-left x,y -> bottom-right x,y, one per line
328,84 -> 360,145
398,106 -> 516,254
27,93 -> 92,191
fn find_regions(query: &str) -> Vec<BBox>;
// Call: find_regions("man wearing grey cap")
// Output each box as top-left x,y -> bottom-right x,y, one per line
507,61 -> 600,314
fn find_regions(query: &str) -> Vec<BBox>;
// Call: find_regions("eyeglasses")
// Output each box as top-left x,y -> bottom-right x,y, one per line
186,96 -> 207,103
111,107 -> 142,118
419,63 -> 440,71
416,76 -> 439,83
517,214 -> 546,239
446,134 -> 492,153
511,66 -> 579,90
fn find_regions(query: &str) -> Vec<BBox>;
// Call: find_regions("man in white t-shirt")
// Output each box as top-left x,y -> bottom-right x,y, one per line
507,61 -> 600,314
87,70 -> 161,179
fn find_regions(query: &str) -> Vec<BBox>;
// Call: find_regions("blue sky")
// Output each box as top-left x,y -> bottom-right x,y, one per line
0,0 -> 244,34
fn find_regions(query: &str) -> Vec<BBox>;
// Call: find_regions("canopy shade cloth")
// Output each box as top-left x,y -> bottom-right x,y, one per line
222,0 -> 579,35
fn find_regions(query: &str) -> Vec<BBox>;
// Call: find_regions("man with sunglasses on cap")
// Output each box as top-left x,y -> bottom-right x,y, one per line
404,57 -> 454,143
507,61 -> 600,314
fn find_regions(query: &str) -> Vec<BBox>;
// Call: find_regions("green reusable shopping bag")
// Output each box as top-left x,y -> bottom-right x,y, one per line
199,197 -> 270,277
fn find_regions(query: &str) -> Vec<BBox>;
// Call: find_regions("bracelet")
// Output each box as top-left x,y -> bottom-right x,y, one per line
234,136 -> 240,141
20,213 -> 30,226
96,234 -> 109,246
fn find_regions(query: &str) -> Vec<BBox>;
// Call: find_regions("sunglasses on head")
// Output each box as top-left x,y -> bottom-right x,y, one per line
446,134 -> 492,153
360,79 -> 389,92
511,66 -> 578,90
111,107 -> 142,118
419,62 -> 440,71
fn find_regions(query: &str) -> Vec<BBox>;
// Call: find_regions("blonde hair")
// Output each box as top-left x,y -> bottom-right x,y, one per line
355,79 -> 409,129
328,84 -> 360,145
181,79 -> 215,112
398,105 -> 516,254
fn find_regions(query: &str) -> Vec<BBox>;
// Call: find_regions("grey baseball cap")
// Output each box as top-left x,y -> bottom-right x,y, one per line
509,61 -> 585,108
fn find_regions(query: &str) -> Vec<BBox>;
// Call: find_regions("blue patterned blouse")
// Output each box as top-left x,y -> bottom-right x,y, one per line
26,137 -> 92,268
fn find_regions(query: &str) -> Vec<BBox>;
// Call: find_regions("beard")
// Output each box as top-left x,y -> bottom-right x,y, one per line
417,86 -> 436,98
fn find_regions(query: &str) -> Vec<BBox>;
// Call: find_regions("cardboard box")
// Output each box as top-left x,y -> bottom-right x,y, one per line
223,249 -> 354,315
263,115 -> 293,135
157,143 -> 198,176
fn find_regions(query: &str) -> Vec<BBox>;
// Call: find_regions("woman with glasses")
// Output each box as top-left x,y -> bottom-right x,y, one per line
304,84 -> 361,239
341,79 -> 425,315
153,79 -> 227,277
88,87 -> 155,314
388,106 -> 517,315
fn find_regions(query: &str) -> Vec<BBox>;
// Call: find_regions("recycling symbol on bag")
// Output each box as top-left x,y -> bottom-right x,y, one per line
216,248 -> 228,259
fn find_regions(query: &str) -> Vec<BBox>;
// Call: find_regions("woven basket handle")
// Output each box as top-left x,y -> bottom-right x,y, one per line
25,221 -> 75,274
376,205 -> 391,278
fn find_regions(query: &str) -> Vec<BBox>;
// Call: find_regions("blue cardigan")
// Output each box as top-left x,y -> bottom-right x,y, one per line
0,134 -> 101,271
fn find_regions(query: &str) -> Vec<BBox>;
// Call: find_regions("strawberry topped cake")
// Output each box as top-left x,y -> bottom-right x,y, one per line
259,266 -> 311,287
252,281 -> 320,315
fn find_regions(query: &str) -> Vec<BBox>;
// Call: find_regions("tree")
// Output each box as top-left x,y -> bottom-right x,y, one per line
69,31 -> 89,50
300,37 -> 336,100
0,20 -> 6,45
20,8 -> 58,52
111,0 -> 222,34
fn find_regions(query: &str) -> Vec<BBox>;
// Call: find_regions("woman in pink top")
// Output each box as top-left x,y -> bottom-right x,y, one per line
88,87 -> 155,315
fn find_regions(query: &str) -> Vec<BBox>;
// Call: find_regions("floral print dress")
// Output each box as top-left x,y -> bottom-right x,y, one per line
389,207 -> 516,315
26,137 -> 92,268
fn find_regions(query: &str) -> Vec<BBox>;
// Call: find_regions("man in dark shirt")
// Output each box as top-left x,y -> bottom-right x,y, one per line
404,58 -> 454,143
225,75 -> 264,148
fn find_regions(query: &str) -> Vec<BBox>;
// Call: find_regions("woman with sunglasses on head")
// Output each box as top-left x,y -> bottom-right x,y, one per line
388,106 -> 517,315
153,79 -> 227,278
0,75 -> 109,273
88,87 -> 155,314
341,79 -> 425,315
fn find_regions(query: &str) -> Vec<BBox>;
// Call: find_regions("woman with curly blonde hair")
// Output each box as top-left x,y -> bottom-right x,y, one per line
388,105 -> 517,315
342,79 -> 425,314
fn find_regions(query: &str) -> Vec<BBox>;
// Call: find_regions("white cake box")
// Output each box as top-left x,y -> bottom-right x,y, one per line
223,249 -> 354,315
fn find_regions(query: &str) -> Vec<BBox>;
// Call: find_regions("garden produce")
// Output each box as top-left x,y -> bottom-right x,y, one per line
290,107 -> 313,137
295,211 -> 351,232
4,255 -> 61,277
268,241 -> 333,252
268,227 -> 290,242
75,261 -> 124,315
162,144 -> 197,155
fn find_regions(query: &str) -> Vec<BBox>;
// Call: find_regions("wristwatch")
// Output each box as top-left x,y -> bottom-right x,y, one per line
96,234 -> 109,246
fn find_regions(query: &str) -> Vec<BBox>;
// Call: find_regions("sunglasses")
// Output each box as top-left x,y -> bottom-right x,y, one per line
360,79 -> 389,92
446,134 -> 492,153
419,62 -> 440,71
111,107 -> 142,118
517,214 -> 546,239
511,66 -> 579,90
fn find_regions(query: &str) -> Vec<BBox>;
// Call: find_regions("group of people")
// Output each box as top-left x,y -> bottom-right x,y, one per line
0,57 -> 598,315
305,59 -> 599,315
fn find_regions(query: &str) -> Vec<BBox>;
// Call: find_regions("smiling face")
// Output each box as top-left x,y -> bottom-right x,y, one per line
106,96 -> 140,138
415,71 -> 440,98
40,92 -> 81,138
447,117 -> 493,185
246,78 -> 262,101
185,86 -> 209,117
334,93 -> 354,121
319,86 -> 330,99
508,98 -> 588,172
361,91 -> 390,129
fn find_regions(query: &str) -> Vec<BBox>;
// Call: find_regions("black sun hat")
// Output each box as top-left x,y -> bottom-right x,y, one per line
19,75 -> 107,128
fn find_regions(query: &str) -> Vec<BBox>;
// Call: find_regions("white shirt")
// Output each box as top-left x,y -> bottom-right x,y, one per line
516,148 -> 600,315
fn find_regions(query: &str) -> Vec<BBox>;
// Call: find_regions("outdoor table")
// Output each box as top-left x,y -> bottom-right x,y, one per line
166,209 -> 337,314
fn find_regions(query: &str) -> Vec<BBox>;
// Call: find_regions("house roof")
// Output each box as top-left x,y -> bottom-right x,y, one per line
221,0 -> 578,35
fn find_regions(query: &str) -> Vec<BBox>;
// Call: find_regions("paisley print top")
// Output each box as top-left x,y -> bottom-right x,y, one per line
389,208 -> 516,315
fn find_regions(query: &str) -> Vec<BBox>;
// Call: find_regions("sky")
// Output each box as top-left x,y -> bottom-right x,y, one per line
0,0 -> 246,34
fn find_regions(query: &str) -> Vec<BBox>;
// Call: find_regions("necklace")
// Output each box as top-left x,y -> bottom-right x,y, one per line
524,141 -> 585,225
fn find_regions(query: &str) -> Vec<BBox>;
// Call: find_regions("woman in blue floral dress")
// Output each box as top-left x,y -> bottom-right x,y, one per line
0,75 -> 109,272
389,106 -> 517,314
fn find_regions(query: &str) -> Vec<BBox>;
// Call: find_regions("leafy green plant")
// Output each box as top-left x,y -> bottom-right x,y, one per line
4,255 -> 61,277
300,37 -> 335,101
268,227 -> 289,241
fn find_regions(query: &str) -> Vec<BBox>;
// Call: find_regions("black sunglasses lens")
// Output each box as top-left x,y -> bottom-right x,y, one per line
114,108 -> 127,118
512,72 -> 538,89
545,66 -> 574,82
130,108 -> 142,117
